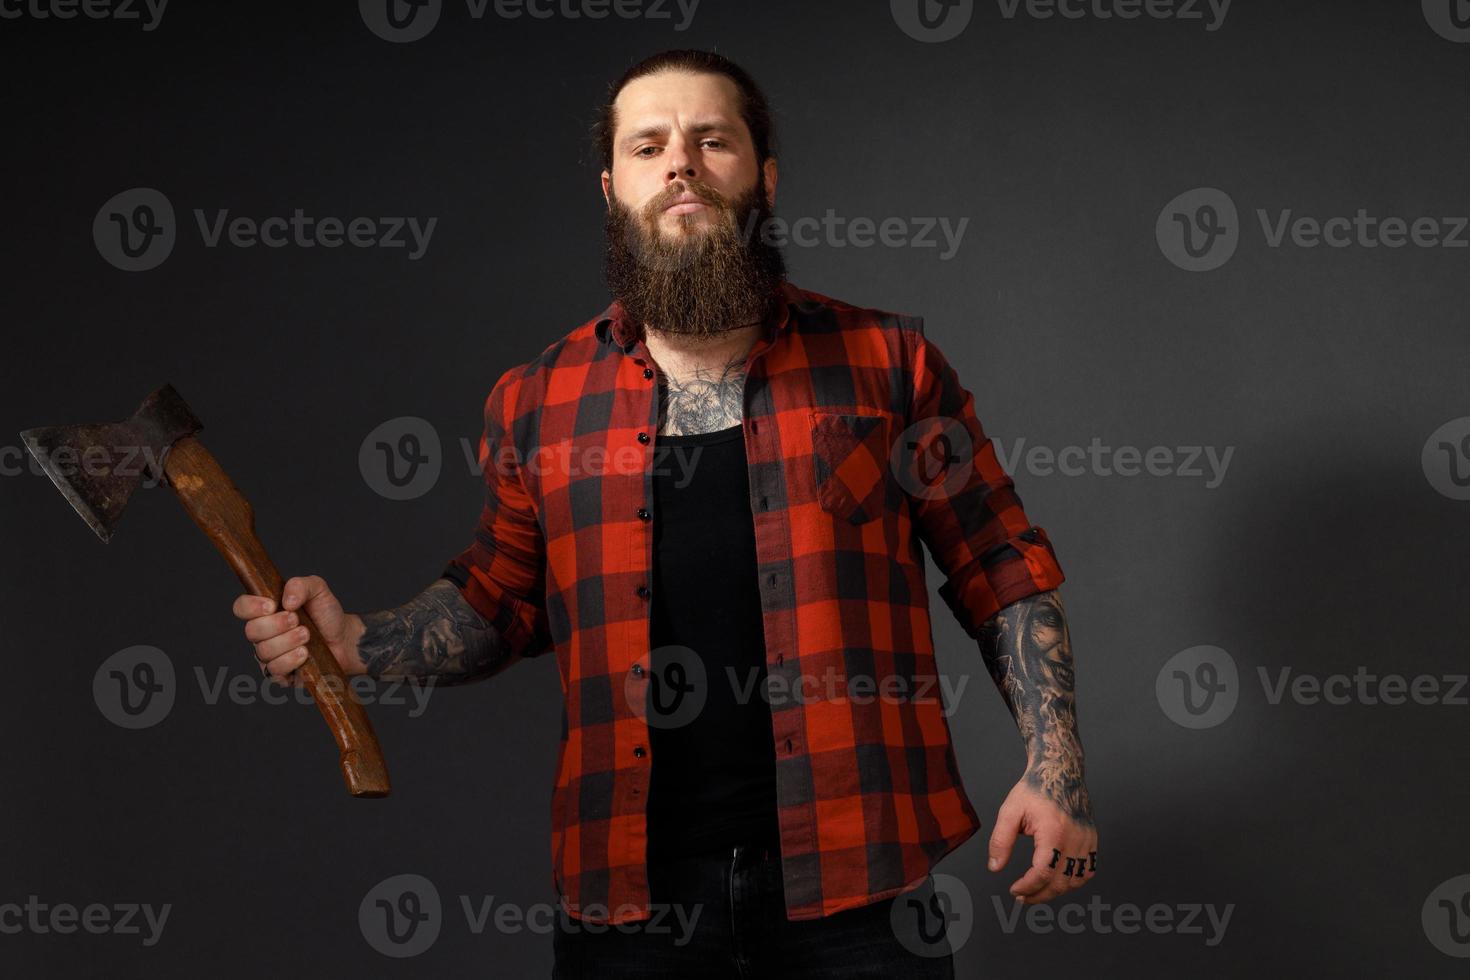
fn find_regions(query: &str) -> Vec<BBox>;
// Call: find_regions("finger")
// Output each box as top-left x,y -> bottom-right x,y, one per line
987,801 -> 1023,872
1009,831 -> 1065,901
281,575 -> 329,613
232,594 -> 276,620
243,610 -> 299,644
254,625 -> 313,665
1022,840 -> 1087,904
264,645 -> 311,680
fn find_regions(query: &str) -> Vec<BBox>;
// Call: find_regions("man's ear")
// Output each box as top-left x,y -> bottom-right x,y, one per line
762,157 -> 778,208
601,169 -> 612,208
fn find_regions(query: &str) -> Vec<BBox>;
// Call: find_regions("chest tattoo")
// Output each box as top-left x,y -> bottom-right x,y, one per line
655,354 -> 748,436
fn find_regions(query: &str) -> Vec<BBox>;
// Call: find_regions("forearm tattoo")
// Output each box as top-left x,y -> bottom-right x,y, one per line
977,589 -> 1094,826
356,579 -> 510,685
655,354 -> 747,435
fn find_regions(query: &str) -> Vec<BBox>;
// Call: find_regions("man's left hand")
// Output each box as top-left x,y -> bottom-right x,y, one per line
987,777 -> 1098,904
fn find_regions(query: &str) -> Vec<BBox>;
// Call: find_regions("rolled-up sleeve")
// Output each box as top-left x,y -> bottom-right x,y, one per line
899,316 -> 1065,638
440,364 -> 553,661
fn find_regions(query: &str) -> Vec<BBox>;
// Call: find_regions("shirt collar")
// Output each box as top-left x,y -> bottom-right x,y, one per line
594,279 -> 804,352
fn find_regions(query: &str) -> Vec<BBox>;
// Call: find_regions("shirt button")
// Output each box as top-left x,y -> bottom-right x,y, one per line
637,507 -> 650,521
643,368 -> 654,379
632,664 -> 644,677
636,584 -> 650,599
785,739 -> 793,753
637,432 -> 650,444
633,746 -> 646,758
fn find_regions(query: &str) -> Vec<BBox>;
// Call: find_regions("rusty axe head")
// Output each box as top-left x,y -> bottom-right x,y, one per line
20,384 -> 202,543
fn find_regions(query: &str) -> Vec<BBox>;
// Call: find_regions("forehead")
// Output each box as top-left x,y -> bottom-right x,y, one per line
612,70 -> 745,136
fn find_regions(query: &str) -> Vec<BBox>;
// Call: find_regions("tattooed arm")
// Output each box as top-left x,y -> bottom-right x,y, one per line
344,578 -> 524,686
979,588 -> 1099,904
979,589 -> 1092,824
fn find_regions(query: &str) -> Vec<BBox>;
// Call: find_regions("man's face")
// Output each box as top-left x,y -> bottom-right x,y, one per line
599,68 -> 786,341
601,69 -> 777,241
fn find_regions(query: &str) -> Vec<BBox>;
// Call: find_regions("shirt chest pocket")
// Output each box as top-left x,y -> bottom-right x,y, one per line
809,410 -> 895,525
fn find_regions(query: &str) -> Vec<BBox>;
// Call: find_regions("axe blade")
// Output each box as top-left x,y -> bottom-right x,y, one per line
20,384 -> 203,544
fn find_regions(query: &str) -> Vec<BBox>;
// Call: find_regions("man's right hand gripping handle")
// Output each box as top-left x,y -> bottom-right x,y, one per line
234,576 -> 522,687
233,574 -> 366,682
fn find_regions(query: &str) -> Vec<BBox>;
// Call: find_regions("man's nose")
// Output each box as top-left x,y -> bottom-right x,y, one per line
664,139 -> 699,183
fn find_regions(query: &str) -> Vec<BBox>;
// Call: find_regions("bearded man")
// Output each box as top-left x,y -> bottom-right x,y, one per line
233,48 -> 1097,977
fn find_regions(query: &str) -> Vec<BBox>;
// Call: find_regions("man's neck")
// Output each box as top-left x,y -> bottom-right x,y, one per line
642,320 -> 762,378
643,322 -> 763,436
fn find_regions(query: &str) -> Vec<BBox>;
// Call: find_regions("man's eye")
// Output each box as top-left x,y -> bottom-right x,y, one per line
636,146 -> 659,157
701,139 -> 724,149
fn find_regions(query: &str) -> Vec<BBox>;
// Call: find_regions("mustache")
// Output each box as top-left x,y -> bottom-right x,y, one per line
641,180 -> 727,219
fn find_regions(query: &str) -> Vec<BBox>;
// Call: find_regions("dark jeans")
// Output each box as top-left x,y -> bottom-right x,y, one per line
551,839 -> 957,978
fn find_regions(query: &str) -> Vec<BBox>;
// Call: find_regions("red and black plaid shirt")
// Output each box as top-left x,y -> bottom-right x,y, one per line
443,279 -> 1065,924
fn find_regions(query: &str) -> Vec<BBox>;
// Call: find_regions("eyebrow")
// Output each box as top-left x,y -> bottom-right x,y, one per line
619,119 -> 736,150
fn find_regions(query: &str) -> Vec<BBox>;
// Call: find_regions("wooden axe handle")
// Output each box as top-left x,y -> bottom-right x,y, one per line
163,435 -> 391,798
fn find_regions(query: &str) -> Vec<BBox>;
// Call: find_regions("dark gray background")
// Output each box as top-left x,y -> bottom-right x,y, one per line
3,0 -> 1468,975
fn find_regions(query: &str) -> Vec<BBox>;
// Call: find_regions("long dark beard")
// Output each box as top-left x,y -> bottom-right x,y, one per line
603,174 -> 787,344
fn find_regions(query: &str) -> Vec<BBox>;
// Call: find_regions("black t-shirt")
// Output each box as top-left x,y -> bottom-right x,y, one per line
644,422 -> 781,864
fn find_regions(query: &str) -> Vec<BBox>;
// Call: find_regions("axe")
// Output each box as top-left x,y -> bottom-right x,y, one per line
21,384 -> 391,798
